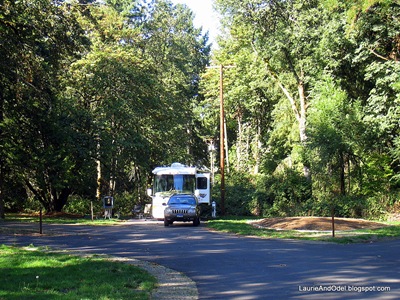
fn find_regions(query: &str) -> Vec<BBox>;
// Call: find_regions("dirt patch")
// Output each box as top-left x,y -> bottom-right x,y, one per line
252,217 -> 387,231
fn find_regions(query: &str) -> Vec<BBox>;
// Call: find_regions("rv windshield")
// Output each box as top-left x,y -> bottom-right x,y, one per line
154,175 -> 174,193
154,174 -> 195,193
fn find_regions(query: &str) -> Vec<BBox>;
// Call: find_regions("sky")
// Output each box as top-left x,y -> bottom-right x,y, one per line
171,0 -> 221,48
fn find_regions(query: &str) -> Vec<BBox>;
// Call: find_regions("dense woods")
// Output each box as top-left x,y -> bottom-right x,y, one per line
0,0 -> 399,220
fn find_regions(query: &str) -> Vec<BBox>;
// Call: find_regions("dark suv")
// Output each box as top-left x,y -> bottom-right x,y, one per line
163,194 -> 200,226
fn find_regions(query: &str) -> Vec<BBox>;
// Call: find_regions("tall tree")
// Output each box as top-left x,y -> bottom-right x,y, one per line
215,0 -> 336,178
132,0 -> 211,166
307,75 -> 364,196
0,0 -> 88,212
200,32 -> 276,174
349,1 -> 400,190
66,0 -> 210,202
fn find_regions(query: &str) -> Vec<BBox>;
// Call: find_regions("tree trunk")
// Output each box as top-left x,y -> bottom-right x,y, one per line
262,58 -> 310,178
339,152 -> 346,195
0,161 -> 4,219
236,114 -> 242,171
96,140 -> 102,201
298,80 -> 307,143
298,80 -> 310,179
25,179 -> 71,213
0,192 -> 5,219
52,187 -> 72,212
0,93 -> 5,219
253,121 -> 261,174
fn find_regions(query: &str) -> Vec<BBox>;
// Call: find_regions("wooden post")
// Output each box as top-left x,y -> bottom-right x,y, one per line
219,65 -> 225,215
39,208 -> 43,235
331,207 -> 335,238
206,64 -> 235,216
91,201 -> 94,221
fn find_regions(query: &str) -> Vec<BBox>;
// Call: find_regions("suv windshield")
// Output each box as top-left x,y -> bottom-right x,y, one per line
168,196 -> 196,205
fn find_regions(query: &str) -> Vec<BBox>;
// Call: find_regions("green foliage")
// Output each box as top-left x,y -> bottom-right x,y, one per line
62,192 -> 149,218
1,0 -> 399,219
307,74 -> 361,196
21,197 -> 43,214
0,0 -> 91,213
223,172 -> 266,216
63,195 -> 95,216
0,0 -> 210,214
219,168 -> 313,218
204,0 -> 400,219
364,191 -> 400,220
316,194 -> 366,218
112,192 -> 144,216
263,168 -> 312,217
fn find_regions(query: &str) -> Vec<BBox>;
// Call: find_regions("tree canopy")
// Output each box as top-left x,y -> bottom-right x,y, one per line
0,0 -> 210,214
199,0 -> 399,216
0,0 -> 399,219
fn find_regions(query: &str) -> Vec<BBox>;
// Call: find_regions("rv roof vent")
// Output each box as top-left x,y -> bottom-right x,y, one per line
171,162 -> 185,168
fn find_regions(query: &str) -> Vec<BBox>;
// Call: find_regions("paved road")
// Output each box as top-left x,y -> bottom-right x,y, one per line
1,221 -> 399,299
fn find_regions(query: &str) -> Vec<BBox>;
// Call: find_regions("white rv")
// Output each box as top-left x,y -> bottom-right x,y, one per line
147,163 -> 211,219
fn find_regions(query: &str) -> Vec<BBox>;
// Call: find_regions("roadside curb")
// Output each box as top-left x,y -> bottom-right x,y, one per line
35,248 -> 198,300
1,221 -> 199,299
110,257 -> 199,300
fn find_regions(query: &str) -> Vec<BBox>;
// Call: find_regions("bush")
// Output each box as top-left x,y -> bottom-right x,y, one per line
212,172 -> 267,216
112,191 -> 146,216
363,192 -> 400,220
263,168 -> 312,217
63,195 -> 95,215
211,166 -> 398,220
64,192 -> 146,217
22,196 -> 42,213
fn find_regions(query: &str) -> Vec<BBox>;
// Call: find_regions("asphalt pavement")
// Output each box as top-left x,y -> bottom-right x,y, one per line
1,220 -> 399,299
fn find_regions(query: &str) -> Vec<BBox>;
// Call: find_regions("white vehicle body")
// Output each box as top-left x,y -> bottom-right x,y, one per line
147,163 -> 211,219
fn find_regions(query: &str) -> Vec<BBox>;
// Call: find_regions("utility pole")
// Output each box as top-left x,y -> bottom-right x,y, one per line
207,64 -> 234,216
219,64 -> 226,215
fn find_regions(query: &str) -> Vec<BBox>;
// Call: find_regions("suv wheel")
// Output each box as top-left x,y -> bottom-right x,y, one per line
193,217 -> 200,226
164,219 -> 169,227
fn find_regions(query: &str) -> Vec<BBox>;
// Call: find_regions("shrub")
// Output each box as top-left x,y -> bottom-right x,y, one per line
213,172 -> 267,216
263,168 -> 312,217
63,195 -> 95,215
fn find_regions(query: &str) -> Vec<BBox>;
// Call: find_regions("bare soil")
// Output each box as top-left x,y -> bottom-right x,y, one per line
252,217 -> 387,231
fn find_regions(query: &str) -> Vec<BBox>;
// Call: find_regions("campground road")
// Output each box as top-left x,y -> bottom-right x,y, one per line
1,221 -> 399,299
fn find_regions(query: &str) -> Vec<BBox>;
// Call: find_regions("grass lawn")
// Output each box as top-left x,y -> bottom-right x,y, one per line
0,245 -> 156,300
4,213 -> 125,225
0,213 -> 125,235
206,217 -> 400,244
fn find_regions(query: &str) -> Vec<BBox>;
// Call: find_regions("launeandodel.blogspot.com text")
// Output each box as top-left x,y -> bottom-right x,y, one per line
298,285 -> 391,293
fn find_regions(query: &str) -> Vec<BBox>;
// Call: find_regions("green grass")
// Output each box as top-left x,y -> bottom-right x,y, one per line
207,217 -> 400,244
0,245 -> 156,300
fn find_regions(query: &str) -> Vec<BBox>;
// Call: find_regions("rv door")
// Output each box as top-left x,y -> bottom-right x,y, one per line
195,173 -> 210,204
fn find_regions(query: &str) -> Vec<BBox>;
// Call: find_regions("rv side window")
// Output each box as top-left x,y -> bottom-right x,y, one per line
196,177 -> 208,190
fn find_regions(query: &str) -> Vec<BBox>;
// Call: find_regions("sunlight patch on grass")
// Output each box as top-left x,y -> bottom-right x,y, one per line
0,245 -> 156,300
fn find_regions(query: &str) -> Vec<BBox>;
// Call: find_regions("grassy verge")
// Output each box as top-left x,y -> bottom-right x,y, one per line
207,217 -> 400,244
3,213 -> 125,225
0,245 -> 156,300
1,213 -> 129,235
